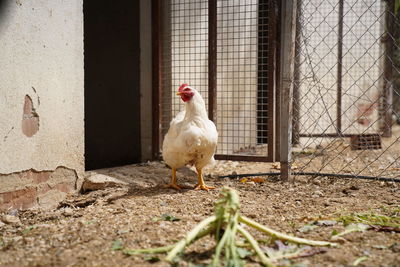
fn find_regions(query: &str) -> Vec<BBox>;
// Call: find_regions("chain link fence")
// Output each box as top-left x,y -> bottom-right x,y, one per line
292,0 -> 400,180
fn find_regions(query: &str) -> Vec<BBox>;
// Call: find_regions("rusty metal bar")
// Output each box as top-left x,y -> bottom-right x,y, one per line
380,0 -> 394,137
299,133 -> 372,138
151,0 -> 162,159
275,0 -> 282,162
208,0 -> 217,122
292,0 -> 302,145
267,0 -> 278,161
336,0 -> 344,134
279,0 -> 297,181
215,154 -> 274,162
161,0 -> 172,139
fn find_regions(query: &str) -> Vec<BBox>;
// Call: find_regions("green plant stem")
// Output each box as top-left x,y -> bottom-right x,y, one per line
166,215 -> 216,262
239,216 -> 338,248
228,213 -> 240,262
124,225 -> 213,256
237,225 -> 275,267
212,225 -> 230,266
123,244 -> 176,255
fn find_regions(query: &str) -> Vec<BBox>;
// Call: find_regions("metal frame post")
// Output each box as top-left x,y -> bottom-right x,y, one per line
292,0 -> 302,145
208,0 -> 217,122
380,0 -> 394,137
151,0 -> 162,159
279,0 -> 297,181
336,0 -> 344,135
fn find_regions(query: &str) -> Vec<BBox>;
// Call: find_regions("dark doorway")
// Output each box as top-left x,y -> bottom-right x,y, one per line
84,0 -> 141,170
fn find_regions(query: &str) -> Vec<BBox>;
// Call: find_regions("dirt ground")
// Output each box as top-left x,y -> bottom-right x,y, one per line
0,161 -> 399,267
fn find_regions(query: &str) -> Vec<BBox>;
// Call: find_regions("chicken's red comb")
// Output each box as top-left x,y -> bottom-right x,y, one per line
178,83 -> 189,92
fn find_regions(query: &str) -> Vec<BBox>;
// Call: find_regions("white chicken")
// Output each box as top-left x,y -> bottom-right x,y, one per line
162,83 -> 218,191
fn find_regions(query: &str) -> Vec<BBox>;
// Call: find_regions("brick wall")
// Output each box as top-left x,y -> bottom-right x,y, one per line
0,167 -> 78,211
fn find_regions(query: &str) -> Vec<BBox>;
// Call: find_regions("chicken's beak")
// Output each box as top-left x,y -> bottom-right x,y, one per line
176,92 -> 183,96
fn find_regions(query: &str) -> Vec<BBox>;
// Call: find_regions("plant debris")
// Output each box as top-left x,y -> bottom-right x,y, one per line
337,212 -> 400,229
123,187 -> 337,266
352,256 -> 369,266
332,223 -> 370,240
21,225 -> 37,235
111,239 -> 124,251
152,214 -> 181,222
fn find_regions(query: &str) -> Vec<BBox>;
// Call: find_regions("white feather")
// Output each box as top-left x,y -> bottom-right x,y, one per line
162,88 -> 218,170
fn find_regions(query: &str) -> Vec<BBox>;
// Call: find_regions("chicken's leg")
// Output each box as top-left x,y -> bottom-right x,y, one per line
194,168 -> 215,191
165,168 -> 182,190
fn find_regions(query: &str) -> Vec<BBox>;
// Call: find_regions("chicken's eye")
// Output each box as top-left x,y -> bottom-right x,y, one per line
183,88 -> 190,91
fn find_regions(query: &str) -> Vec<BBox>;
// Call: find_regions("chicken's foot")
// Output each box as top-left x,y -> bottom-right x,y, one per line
194,168 -> 215,191
165,168 -> 183,190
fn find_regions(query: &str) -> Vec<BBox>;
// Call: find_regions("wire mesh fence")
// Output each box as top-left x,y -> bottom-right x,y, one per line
160,0 -> 210,139
292,0 -> 400,180
155,0 -> 400,180
158,0 -> 276,161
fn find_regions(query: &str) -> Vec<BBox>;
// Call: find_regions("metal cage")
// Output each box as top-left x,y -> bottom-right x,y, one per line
152,0 -> 280,162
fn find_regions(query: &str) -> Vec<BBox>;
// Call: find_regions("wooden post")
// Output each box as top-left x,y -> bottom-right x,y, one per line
279,0 -> 297,181
292,0 -> 302,145
380,0 -> 394,137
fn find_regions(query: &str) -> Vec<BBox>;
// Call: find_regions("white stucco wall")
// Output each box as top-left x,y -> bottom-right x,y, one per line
0,0 -> 84,175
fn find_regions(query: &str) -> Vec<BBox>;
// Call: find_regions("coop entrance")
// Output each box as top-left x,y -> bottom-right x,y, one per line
84,0 -> 142,170
152,0 -> 279,162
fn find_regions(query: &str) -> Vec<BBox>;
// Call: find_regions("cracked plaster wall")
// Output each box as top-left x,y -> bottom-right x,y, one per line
0,1 -> 84,185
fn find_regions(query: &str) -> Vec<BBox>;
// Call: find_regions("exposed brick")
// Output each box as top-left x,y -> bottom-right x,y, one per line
20,170 -> 51,184
22,95 -> 40,137
0,187 -> 38,210
31,171 -> 51,184
54,182 -> 75,193
0,167 -> 79,211
38,183 -> 52,195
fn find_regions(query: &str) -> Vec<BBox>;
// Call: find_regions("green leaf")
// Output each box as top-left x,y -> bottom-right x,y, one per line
22,225 -> 37,235
111,239 -> 124,251
331,229 -> 339,236
152,214 -> 181,222
161,214 -> 181,222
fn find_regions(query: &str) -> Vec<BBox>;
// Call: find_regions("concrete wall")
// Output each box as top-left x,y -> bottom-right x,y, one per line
0,0 -> 84,210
